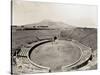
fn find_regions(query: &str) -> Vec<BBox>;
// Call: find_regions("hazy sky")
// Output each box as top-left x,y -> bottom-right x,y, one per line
12,0 -> 98,28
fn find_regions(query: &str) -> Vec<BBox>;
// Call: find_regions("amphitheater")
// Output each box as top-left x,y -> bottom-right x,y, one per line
12,27 -> 97,74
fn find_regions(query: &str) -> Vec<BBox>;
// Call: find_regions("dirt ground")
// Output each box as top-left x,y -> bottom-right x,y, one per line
30,40 -> 82,71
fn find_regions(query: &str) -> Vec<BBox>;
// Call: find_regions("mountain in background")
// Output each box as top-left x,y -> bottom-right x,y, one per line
12,20 -> 97,29
19,20 -> 75,29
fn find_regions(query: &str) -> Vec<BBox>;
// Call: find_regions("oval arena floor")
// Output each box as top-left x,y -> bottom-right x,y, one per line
30,40 -> 82,71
